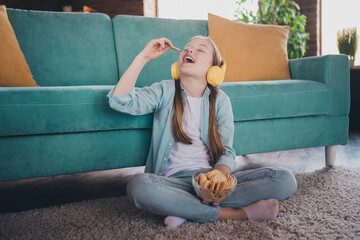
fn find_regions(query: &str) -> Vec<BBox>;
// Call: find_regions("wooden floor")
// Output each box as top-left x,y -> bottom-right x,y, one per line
1,131 -> 359,214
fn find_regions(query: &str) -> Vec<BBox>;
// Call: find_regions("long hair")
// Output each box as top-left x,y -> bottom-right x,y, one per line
171,36 -> 225,166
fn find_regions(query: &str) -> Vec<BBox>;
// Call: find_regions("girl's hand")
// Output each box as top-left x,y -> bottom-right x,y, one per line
112,38 -> 173,96
139,38 -> 174,63
214,165 -> 231,177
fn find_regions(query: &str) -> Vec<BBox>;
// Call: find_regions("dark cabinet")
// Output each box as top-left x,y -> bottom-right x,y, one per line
350,69 -> 360,131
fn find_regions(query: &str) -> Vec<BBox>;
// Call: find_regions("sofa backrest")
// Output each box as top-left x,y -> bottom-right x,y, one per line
112,15 -> 208,87
7,8 -> 118,86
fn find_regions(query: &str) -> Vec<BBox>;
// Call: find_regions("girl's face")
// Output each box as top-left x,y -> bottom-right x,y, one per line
178,38 -> 213,82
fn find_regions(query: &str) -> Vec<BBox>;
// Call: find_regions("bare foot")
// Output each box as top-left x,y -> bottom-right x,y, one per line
218,207 -> 248,220
218,199 -> 279,221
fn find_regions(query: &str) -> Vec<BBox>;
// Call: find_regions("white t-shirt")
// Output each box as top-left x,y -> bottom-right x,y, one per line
164,96 -> 211,177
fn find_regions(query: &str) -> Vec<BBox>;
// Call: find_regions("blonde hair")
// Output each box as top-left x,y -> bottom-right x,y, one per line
171,36 -> 225,166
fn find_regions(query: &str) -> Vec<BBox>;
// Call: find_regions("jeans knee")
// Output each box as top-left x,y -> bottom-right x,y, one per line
275,167 -> 297,200
127,173 -> 153,207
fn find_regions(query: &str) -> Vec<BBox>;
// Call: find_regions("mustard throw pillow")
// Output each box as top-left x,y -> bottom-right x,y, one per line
0,5 -> 38,87
208,13 -> 291,82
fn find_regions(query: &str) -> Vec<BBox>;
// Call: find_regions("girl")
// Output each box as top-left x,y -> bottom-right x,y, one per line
107,36 -> 297,228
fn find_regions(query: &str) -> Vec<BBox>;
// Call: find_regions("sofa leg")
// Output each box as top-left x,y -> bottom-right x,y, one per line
325,145 -> 337,167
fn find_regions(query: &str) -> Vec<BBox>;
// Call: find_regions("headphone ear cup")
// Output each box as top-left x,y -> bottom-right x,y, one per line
171,62 -> 180,80
207,59 -> 226,86
207,66 -> 225,86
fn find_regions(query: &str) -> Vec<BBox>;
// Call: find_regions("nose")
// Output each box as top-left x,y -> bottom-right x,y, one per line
184,48 -> 193,54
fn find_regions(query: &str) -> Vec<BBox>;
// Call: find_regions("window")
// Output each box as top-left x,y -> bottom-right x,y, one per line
322,0 -> 360,65
158,0 -> 360,65
157,0 -> 239,20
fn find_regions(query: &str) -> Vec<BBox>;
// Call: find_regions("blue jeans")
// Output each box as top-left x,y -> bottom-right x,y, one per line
126,166 -> 297,223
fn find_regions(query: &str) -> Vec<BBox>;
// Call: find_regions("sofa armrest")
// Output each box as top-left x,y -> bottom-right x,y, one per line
289,54 -> 350,116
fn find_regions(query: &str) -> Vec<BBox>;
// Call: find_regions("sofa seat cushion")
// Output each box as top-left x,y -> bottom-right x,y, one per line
0,86 -> 153,137
0,80 -> 331,137
222,79 -> 331,121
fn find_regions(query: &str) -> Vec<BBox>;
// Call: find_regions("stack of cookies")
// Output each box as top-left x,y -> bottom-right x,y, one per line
196,169 -> 235,191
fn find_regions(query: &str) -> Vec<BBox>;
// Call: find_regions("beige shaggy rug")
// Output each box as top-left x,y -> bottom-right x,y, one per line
0,166 -> 359,239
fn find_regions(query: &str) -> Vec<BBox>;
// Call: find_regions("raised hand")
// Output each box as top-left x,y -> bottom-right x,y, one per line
139,38 -> 174,62
112,37 -> 174,96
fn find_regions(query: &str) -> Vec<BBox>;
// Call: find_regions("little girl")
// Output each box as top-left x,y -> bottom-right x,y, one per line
107,36 -> 297,228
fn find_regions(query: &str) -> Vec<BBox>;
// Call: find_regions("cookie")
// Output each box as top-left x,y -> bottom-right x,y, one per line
197,173 -> 207,185
225,175 -> 235,189
210,181 -> 217,191
206,169 -> 222,180
217,181 -> 226,191
169,45 -> 180,51
212,174 -> 227,184
203,180 -> 211,189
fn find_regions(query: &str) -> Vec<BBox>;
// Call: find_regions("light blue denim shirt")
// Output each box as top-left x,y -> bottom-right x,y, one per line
107,80 -> 236,176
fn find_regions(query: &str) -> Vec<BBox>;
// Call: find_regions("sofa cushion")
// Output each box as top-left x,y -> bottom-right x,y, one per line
208,13 -> 290,82
112,15 -> 208,87
6,8 -> 118,86
0,130 -> 152,181
0,86 -> 153,137
0,80 -> 330,137
0,5 -> 38,87
221,80 -> 331,121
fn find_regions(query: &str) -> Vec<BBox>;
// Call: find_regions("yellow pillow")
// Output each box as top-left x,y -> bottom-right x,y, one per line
0,5 -> 38,87
208,13 -> 291,82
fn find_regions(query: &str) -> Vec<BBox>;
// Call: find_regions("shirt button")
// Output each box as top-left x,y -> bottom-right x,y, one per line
159,173 -> 162,176
164,158 -> 167,161
169,143 -> 172,146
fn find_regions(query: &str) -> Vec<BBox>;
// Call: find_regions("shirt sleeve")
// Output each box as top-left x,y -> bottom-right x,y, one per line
214,93 -> 237,172
107,81 -> 166,115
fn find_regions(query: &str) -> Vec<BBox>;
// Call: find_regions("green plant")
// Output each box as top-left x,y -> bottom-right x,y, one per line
337,27 -> 359,60
235,0 -> 310,59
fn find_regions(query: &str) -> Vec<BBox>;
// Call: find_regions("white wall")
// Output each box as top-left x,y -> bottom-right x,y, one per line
157,0 -> 239,20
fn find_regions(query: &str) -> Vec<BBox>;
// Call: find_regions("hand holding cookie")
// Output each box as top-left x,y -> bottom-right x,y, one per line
139,38 -> 173,62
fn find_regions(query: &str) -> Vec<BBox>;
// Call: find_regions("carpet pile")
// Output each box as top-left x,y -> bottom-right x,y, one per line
0,166 -> 359,239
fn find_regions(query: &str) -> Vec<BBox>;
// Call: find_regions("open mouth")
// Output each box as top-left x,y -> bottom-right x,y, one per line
184,56 -> 195,63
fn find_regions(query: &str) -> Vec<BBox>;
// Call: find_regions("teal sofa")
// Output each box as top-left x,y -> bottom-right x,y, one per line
0,8 -> 350,181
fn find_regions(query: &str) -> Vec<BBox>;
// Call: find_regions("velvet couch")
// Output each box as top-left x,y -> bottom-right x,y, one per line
0,8 -> 350,181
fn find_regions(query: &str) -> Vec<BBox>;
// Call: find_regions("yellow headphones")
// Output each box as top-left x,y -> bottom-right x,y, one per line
171,59 -> 226,86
